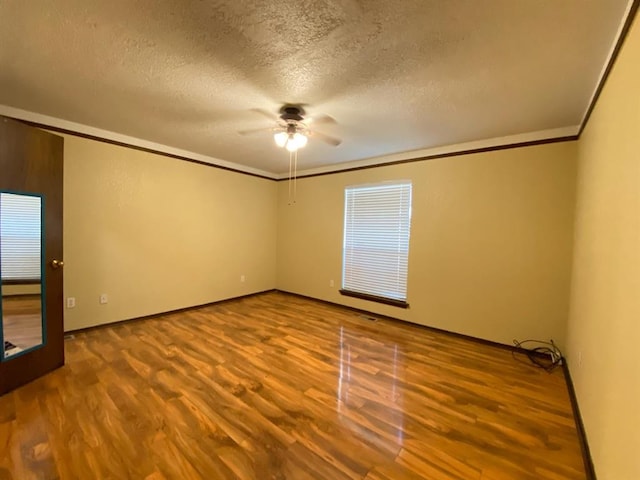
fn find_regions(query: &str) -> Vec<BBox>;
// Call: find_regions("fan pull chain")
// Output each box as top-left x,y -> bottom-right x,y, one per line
293,149 -> 298,204
288,150 -> 293,205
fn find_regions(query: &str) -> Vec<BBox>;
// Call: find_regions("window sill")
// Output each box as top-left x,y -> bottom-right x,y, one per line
2,279 -> 41,285
339,289 -> 409,309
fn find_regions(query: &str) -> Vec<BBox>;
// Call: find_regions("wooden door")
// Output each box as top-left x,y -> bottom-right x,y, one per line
0,116 -> 64,395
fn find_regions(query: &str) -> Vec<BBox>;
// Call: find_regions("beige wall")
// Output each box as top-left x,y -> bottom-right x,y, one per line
277,142 -> 577,348
63,135 -> 277,331
567,15 -> 640,480
36,21 -> 639,476
48,13 -> 637,478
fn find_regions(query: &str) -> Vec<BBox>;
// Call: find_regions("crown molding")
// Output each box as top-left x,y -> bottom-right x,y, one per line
0,105 -> 278,180
279,126 -> 579,180
1,2 -> 636,181
579,0 -> 639,135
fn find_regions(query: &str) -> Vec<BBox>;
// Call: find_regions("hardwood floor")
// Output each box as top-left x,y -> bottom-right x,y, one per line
0,292 -> 585,479
2,295 -> 43,353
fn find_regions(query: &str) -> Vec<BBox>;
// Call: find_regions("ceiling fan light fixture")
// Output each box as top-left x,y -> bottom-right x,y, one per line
285,137 -> 299,152
274,131 -> 288,147
239,104 -> 342,205
293,132 -> 308,149
277,131 -> 307,152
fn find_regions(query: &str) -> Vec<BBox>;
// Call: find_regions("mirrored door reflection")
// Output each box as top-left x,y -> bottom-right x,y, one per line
0,192 -> 44,359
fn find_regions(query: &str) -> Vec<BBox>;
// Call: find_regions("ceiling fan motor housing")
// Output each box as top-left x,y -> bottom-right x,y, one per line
279,105 -> 305,122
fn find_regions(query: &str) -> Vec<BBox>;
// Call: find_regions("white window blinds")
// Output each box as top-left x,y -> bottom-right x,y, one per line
342,182 -> 412,304
0,192 -> 42,281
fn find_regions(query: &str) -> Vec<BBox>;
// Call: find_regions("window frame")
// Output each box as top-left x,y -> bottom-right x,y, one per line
340,181 -> 412,309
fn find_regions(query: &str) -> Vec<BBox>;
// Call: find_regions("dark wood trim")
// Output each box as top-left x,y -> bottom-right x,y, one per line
10,118 -> 275,181
11,0 -> 639,188
9,116 -> 579,183
61,287 -> 595,478
65,289 -> 277,334
2,279 -> 41,285
278,289 -> 540,355
6,291 -> 585,478
5,4 -> 638,183
2,293 -> 41,300
579,0 -> 640,136
276,289 -> 597,472
339,289 -> 409,308
67,287 -> 551,361
277,135 -> 578,181
562,361 -> 597,480
68,287 -> 534,356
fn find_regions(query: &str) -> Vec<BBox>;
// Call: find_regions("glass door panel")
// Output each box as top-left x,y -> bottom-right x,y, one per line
0,191 -> 45,360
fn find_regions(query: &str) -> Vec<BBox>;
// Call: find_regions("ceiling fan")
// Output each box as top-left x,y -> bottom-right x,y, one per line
238,105 -> 342,151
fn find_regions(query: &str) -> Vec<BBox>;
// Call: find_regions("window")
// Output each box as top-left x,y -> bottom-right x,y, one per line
341,181 -> 412,307
0,192 -> 42,282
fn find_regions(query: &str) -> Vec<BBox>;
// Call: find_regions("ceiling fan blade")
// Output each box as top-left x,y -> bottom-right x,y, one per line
312,130 -> 342,146
250,108 -> 279,121
308,114 -> 336,125
238,126 -> 274,136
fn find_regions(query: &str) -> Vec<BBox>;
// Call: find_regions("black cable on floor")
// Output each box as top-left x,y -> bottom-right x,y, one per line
512,339 -> 563,372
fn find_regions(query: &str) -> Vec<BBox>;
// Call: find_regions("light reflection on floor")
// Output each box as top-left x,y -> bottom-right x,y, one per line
337,325 -> 405,447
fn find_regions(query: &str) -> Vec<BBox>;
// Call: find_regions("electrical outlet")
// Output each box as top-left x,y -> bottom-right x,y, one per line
240,275 -> 246,283
99,294 -> 108,304
329,279 -> 334,287
66,297 -> 76,309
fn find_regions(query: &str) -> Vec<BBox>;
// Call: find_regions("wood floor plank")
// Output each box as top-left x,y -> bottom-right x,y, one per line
2,296 -> 43,353
0,292 -> 586,479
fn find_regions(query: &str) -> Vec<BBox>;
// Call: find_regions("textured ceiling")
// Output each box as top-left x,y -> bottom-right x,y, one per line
0,1 -> 632,176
